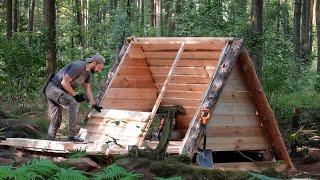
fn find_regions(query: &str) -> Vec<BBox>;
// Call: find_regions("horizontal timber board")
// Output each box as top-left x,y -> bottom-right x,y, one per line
155,83 -> 208,91
133,42 -> 225,51
205,126 -> 265,137
149,67 -> 215,76
85,134 -> 139,145
84,125 -> 144,138
176,115 -> 194,129
102,98 -> 156,111
86,118 -> 147,127
208,114 -> 262,127
136,37 -> 230,42
105,88 -> 157,99
122,58 -> 148,67
118,67 -> 151,76
224,79 -> 249,91
143,51 -> 221,59
152,75 -> 211,84
162,90 -> 204,99
110,76 -> 155,88
146,59 -> 218,67
128,46 -> 145,59
213,102 -> 257,115
160,97 -> 202,107
218,90 -> 252,102
89,109 -> 150,121
205,136 -> 267,151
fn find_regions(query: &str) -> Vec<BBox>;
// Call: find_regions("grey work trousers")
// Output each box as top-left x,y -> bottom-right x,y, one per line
45,82 -> 79,139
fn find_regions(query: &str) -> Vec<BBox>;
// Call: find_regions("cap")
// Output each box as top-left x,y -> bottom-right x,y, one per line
86,54 -> 105,64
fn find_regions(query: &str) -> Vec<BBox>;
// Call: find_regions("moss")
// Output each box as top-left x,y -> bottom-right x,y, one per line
165,155 -> 192,165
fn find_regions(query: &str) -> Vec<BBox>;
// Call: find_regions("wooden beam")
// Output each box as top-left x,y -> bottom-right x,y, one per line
136,37 -> 232,42
238,49 -> 295,170
179,39 -> 244,157
138,41 -> 186,146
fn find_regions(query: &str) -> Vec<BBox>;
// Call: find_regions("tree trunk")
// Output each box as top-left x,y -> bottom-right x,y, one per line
293,0 -> 302,72
27,0 -> 35,32
151,0 -> 156,27
44,0 -> 57,76
13,0 -> 17,32
280,0 -> 289,37
74,0 -> 84,47
140,0 -> 144,31
6,0 -> 13,39
251,0 -> 264,79
317,0 -> 320,74
301,0 -> 311,64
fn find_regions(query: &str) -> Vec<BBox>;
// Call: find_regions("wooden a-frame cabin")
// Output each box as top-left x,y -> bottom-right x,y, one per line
0,37 -> 294,170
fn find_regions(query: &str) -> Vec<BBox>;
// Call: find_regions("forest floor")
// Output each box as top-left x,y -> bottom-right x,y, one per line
0,110 -> 319,179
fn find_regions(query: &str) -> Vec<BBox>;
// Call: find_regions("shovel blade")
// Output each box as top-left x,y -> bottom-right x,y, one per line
196,149 -> 214,168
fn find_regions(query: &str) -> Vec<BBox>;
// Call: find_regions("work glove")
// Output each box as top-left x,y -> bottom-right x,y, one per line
73,93 -> 87,103
92,104 -> 103,112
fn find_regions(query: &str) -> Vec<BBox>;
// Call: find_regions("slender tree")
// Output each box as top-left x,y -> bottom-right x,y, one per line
27,0 -> 35,32
280,0 -> 289,37
44,0 -> 57,76
293,0 -> 302,72
151,0 -> 156,27
13,0 -> 17,32
316,0 -> 320,74
251,0 -> 264,78
74,0 -> 84,47
301,0 -> 311,63
6,0 -> 13,39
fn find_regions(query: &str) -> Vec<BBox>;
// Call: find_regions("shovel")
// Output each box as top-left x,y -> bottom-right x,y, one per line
196,109 -> 214,168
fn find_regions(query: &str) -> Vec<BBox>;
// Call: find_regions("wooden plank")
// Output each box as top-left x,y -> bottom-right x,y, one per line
133,41 -> 225,51
146,59 -> 217,67
110,76 -> 155,88
213,102 -> 257,115
207,114 -> 262,127
84,125 -> 144,138
206,136 -> 267,151
162,90 -> 204,99
128,46 -> 145,58
85,134 -> 140,145
152,75 -> 211,84
176,115 -> 194,129
145,140 -> 182,153
106,88 -> 157,99
218,90 -> 252,102
155,83 -> 208,91
87,117 -> 147,127
160,97 -> 201,107
224,79 -> 248,91
149,67 -> 215,76
144,51 -> 221,59
122,58 -> 148,67
138,42 -> 186,146
213,162 -> 264,171
89,109 -> 150,121
137,37 -> 230,42
205,126 -> 265,137
103,98 -> 156,111
118,67 -> 151,76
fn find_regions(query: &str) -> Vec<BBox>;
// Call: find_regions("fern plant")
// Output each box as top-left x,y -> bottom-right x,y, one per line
68,149 -> 88,159
49,167 -> 88,180
13,159 -> 60,180
93,164 -> 142,180
0,165 -> 13,179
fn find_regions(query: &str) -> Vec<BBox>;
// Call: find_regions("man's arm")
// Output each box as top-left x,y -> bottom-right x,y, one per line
61,75 -> 77,96
83,83 -> 95,105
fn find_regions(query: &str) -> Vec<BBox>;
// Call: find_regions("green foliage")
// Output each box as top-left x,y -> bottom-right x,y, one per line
92,164 -> 143,180
49,168 -> 88,180
0,165 -> 14,179
13,159 -> 60,180
68,149 -> 88,159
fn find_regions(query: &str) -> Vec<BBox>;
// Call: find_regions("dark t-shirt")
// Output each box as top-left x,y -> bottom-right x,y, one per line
52,61 -> 91,90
